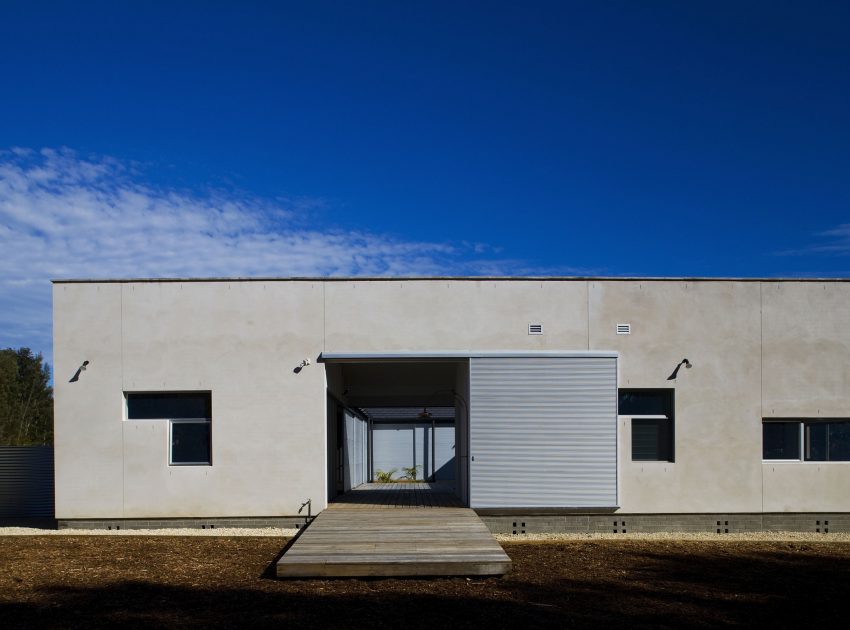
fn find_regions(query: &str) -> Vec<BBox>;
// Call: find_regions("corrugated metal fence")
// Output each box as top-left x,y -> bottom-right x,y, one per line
0,446 -> 54,518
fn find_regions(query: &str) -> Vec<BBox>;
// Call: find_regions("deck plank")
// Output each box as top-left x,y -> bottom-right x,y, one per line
277,483 -> 511,578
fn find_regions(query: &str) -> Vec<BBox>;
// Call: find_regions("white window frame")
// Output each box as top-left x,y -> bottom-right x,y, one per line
169,417 -> 213,466
762,419 -> 850,463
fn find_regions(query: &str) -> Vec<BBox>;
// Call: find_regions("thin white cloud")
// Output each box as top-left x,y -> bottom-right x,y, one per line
815,223 -> 850,253
776,222 -> 850,256
0,148 -> 591,366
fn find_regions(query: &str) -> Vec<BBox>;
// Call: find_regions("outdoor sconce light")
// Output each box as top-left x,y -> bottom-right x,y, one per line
293,358 -> 311,374
69,360 -> 89,383
667,358 -> 692,381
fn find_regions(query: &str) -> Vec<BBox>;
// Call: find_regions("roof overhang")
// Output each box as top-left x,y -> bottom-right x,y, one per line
319,351 -> 618,363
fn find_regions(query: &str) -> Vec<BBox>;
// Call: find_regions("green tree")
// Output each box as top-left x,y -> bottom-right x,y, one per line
0,348 -> 53,445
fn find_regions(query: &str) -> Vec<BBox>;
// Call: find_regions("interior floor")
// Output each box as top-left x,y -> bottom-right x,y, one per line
329,482 -> 462,508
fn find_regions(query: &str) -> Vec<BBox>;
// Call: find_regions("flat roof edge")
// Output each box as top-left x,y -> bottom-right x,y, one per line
320,351 -> 619,361
52,276 -> 850,284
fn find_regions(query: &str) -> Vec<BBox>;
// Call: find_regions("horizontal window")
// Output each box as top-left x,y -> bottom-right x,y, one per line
127,392 -> 211,420
619,390 -> 672,417
763,419 -> 850,462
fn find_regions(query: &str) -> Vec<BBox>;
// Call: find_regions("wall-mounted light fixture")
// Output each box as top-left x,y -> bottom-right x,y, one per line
293,358 -> 312,374
69,360 -> 89,383
667,358 -> 692,381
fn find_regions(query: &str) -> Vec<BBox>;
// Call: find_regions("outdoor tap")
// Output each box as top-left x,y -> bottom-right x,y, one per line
298,498 -> 312,520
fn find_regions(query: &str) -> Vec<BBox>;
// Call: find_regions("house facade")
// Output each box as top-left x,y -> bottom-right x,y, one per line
53,278 -> 850,531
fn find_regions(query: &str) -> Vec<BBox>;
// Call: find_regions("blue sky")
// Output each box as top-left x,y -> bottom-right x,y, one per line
1,1 -> 850,366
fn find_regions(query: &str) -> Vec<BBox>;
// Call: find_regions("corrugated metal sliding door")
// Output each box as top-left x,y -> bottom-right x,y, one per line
344,410 -> 368,490
469,356 -> 618,508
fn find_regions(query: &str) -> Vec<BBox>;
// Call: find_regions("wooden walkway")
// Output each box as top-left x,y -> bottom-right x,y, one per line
276,483 -> 511,578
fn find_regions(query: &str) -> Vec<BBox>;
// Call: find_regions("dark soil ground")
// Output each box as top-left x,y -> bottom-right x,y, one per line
2,536 -> 849,628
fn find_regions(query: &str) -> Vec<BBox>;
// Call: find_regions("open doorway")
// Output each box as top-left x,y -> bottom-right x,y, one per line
365,406 -> 455,486
325,359 -> 469,506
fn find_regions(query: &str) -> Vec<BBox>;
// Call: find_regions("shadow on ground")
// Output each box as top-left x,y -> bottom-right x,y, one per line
1,537 -> 849,628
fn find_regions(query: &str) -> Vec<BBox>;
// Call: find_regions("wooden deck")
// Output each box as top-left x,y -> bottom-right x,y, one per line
276,483 -> 511,578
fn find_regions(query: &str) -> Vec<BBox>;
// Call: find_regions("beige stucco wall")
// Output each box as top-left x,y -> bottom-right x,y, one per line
53,278 -> 850,518
760,281 -> 850,511
54,281 -> 327,519
324,280 -> 589,353
590,281 -> 763,512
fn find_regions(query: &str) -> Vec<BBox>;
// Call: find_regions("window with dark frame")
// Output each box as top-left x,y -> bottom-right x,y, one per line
618,389 -> 674,462
762,421 -> 801,460
126,392 -> 212,465
762,419 -> 850,462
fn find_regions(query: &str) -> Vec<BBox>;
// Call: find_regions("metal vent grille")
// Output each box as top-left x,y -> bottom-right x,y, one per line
616,323 -> 631,335
528,324 -> 543,335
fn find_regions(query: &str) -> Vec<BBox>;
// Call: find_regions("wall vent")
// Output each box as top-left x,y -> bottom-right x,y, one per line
528,324 -> 543,335
616,323 -> 631,335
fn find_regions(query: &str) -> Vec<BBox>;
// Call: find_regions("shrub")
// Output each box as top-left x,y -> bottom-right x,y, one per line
374,469 -> 397,483
401,465 -> 421,481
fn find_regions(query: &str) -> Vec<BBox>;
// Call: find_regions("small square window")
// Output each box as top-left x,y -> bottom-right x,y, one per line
171,420 -> 212,465
763,422 -> 801,460
632,418 -> 673,461
619,389 -> 674,462
126,392 -> 212,466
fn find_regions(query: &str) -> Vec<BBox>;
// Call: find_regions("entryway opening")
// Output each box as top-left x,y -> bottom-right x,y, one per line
324,358 -> 469,507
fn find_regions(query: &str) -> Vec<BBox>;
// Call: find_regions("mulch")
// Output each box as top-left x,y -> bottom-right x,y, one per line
1,536 -> 849,628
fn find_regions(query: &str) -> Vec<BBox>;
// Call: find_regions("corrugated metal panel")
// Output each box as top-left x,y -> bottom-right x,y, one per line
0,446 -> 54,518
469,356 -> 617,508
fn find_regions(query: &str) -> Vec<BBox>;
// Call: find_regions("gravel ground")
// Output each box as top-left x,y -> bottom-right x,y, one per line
2,536 -> 850,628
495,531 -> 850,542
1,526 -> 847,542
0,526 -> 298,537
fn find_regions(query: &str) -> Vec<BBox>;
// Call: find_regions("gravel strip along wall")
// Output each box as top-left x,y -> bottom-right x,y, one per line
2,527 -> 849,542
0,527 -> 297,536
57,517 -> 308,530
495,531 -> 850,542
